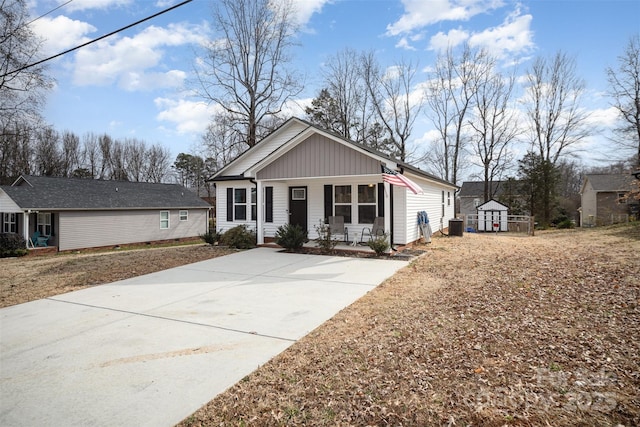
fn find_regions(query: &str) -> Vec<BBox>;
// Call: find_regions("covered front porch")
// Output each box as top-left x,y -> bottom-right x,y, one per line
1,210 -> 57,250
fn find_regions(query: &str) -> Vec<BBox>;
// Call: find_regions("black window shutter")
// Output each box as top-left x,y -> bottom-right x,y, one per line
324,185 -> 332,223
226,188 -> 233,221
377,183 -> 385,218
265,186 -> 273,223
51,213 -> 56,236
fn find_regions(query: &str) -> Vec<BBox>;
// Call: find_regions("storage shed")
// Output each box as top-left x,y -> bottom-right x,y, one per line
477,199 -> 508,232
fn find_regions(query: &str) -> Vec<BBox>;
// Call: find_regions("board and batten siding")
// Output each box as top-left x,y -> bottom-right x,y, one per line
223,121 -> 308,176
58,209 -> 207,251
256,134 -> 381,180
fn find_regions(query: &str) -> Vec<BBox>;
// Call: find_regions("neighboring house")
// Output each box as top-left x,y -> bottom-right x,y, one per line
210,118 -> 457,247
579,173 -> 639,227
458,180 -> 525,217
0,175 -> 211,251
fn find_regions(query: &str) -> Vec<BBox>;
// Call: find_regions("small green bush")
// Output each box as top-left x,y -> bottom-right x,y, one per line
220,225 -> 256,249
557,218 -> 575,229
0,233 -> 28,258
200,230 -> 221,245
275,223 -> 309,251
314,220 -> 338,253
367,233 -> 390,256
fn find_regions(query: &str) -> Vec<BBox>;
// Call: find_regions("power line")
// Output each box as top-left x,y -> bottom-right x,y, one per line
1,0 -> 193,79
24,0 -> 75,27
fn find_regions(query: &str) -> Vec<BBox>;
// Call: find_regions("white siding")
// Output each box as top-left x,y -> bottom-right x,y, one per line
261,182 -> 288,238
399,173 -> 456,245
0,189 -> 21,212
58,209 -> 208,251
580,180 -> 597,226
222,121 -> 308,176
216,181 -> 257,233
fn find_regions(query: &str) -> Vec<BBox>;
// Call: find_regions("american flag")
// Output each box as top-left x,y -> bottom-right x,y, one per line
381,165 -> 424,195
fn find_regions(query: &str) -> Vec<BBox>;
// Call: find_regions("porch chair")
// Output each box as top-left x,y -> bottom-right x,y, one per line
328,216 -> 348,243
29,231 -> 40,248
361,217 -> 385,243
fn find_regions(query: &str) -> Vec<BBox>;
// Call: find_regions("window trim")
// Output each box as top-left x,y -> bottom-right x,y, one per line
3,212 -> 17,233
234,188 -> 247,220
334,185 -> 352,224
37,212 -> 51,236
357,184 -> 377,224
179,210 -> 188,221
160,211 -> 170,229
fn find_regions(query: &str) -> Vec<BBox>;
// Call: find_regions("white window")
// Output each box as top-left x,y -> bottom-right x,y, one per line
3,213 -> 17,233
37,213 -> 51,235
474,198 -> 481,208
160,211 -> 170,229
179,210 -> 188,221
334,185 -> 352,223
234,189 -> 247,220
357,185 -> 376,224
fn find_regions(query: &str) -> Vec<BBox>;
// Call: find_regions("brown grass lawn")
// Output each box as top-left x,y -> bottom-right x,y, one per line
178,225 -> 640,427
1,225 -> 639,426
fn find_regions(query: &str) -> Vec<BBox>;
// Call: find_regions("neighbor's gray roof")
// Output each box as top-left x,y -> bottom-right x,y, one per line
585,173 -> 636,192
458,180 -> 521,197
1,175 -> 211,210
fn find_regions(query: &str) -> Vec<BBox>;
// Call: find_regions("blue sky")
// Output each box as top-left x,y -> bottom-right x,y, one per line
28,0 -> 640,178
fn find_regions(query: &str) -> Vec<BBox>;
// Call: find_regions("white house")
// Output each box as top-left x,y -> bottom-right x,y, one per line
211,118 -> 457,247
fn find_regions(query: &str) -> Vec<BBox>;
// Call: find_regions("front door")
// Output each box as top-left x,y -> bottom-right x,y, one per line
289,186 -> 308,231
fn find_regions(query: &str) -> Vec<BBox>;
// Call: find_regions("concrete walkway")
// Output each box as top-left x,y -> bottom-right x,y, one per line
0,247 -> 407,427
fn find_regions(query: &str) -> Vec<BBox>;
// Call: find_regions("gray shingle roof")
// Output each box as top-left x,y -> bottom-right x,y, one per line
1,175 -> 211,210
585,174 -> 636,192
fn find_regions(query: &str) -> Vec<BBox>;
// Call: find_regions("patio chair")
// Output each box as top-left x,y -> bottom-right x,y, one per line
328,216 -> 348,242
29,231 -> 40,248
361,217 -> 385,243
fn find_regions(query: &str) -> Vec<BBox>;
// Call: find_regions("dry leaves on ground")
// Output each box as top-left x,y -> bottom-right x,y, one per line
0,244 -> 235,308
180,225 -> 639,427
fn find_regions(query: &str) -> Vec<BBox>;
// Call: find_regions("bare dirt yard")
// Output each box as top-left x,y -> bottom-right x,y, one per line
1,225 -> 638,426
0,244 -> 235,308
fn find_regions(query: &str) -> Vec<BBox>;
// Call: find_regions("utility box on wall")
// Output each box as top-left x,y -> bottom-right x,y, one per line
477,199 -> 509,232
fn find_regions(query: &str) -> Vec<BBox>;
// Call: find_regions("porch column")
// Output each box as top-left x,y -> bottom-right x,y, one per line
256,180 -> 264,245
384,182 -> 392,244
22,211 -> 30,247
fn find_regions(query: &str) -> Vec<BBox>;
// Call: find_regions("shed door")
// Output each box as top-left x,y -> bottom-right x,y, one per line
289,186 -> 307,231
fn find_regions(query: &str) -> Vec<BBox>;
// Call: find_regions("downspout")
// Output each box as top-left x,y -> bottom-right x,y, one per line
390,184 -> 396,251
249,178 -> 258,245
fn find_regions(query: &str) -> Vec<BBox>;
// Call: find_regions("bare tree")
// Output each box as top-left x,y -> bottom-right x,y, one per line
123,138 -> 147,182
0,0 -> 53,130
425,45 -> 490,186
201,112 -> 245,172
82,132 -> 101,178
0,120 -> 33,181
606,34 -> 640,166
33,127 -> 61,176
362,53 -> 423,161
469,62 -> 520,202
195,0 -> 302,149
524,52 -> 589,164
522,51 -> 589,225
146,143 -> 171,183
60,131 -> 82,177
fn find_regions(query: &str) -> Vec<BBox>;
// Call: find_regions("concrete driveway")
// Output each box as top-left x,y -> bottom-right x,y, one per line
0,247 -> 407,427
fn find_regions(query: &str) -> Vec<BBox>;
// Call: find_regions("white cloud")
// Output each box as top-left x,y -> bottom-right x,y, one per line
396,37 -> 417,51
386,0 -> 505,36
155,98 -> 219,134
468,11 -> 534,58
584,106 -> 618,128
31,16 -> 96,56
428,28 -> 470,52
290,0 -> 332,27
62,0 -> 133,12
72,23 -> 207,90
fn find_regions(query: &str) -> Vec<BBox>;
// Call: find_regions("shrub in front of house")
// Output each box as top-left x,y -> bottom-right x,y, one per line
220,225 -> 256,249
275,223 -> 308,251
0,233 -> 28,258
200,230 -> 221,245
314,219 -> 338,253
367,233 -> 390,256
